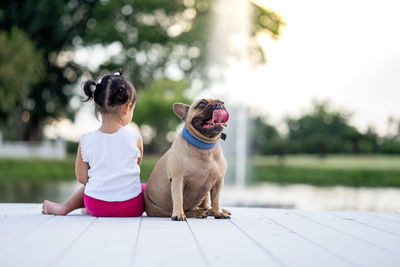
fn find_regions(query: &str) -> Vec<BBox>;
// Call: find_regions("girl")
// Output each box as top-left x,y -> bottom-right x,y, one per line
42,71 -> 145,217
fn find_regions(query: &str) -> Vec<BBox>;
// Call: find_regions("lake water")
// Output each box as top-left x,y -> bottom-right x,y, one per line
222,183 -> 400,212
1,181 -> 399,212
0,181 -> 81,204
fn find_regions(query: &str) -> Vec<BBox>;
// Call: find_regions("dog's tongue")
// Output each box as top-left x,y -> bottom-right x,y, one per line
206,109 -> 229,124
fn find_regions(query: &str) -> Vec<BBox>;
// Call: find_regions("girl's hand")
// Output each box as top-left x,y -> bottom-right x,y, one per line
137,135 -> 143,166
76,144 -> 89,184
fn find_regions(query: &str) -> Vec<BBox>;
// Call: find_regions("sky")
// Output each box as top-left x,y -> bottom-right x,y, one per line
243,0 -> 400,135
65,0 -> 400,140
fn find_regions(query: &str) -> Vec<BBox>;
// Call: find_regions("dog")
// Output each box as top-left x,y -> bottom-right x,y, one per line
144,98 -> 231,220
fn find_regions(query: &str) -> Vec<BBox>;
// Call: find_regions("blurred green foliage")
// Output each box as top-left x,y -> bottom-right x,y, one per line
86,0 -> 212,88
285,101 -> 358,156
381,138 -> 400,154
0,28 -> 44,120
134,78 -> 191,153
66,140 -> 79,155
251,101 -> 399,156
252,117 -> 286,156
0,0 -> 284,144
252,1 -> 285,39
0,0 -> 98,140
85,0 -> 285,86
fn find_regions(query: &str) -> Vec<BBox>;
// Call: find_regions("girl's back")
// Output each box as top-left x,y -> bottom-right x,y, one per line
81,126 -> 142,202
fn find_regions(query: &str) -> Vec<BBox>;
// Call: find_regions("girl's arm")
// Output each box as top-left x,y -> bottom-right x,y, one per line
75,144 -> 89,184
137,135 -> 143,166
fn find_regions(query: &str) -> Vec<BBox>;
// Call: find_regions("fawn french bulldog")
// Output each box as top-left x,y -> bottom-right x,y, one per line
144,98 -> 231,220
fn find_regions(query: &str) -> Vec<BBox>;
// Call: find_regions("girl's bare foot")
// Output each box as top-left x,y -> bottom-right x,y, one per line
42,200 -> 69,215
81,208 -> 89,215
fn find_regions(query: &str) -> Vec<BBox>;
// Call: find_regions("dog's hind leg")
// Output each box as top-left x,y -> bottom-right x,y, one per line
144,191 -> 171,217
198,192 -> 232,217
198,192 -> 211,211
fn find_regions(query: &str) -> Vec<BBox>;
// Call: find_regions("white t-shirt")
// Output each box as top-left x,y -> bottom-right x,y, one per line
80,126 -> 142,202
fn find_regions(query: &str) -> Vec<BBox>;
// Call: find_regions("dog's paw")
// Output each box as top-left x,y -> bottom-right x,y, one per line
211,209 -> 231,219
207,208 -> 232,218
185,208 -> 208,219
215,212 -> 231,219
206,208 -> 214,216
222,208 -> 231,215
171,213 -> 187,221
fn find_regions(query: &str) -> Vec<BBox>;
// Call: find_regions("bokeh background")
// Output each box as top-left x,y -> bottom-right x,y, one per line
1,0 -> 400,211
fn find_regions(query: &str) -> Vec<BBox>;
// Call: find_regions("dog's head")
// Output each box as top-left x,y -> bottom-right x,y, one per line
173,98 -> 229,143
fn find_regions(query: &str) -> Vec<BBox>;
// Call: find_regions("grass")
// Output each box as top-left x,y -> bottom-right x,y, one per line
253,155 -> 400,170
0,156 -> 157,184
0,157 -> 76,183
251,155 -> 400,187
1,154 -> 400,188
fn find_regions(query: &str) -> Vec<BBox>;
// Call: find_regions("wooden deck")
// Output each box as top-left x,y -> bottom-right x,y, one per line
0,204 -> 399,267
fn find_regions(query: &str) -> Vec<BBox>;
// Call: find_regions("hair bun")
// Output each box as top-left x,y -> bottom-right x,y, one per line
83,80 -> 96,102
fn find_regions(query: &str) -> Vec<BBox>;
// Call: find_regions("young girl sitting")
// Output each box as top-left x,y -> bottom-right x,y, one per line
42,71 -> 145,217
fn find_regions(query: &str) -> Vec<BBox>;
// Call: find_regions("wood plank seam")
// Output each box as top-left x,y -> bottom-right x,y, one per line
366,214 -> 400,224
50,217 -> 98,267
292,211 -> 400,257
228,218 -> 287,267
186,219 -> 212,267
332,214 -> 400,237
0,215 -> 55,250
252,209 -> 359,267
128,216 -> 143,267
3,205 -> 400,267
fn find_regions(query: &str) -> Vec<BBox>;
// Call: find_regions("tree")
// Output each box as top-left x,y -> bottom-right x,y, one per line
0,0 -> 98,140
85,0 -> 285,86
286,101 -> 358,156
133,78 -> 191,153
0,28 -> 44,138
251,2 -> 285,62
381,138 -> 400,154
0,0 -> 284,141
84,0 -> 284,152
251,117 -> 285,156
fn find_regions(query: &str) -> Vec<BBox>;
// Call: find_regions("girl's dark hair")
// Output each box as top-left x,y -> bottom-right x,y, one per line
82,70 -> 136,114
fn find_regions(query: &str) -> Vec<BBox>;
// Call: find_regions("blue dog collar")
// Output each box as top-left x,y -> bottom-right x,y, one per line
182,126 -> 218,150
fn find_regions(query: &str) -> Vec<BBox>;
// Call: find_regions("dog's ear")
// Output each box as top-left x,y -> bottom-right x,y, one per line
173,103 -> 189,121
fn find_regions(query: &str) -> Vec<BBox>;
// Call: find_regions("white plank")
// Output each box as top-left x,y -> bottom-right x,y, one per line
0,213 -> 53,249
0,203 -> 42,216
366,212 -> 400,224
0,214 -> 96,267
133,216 -> 206,267
0,204 -> 54,249
331,211 -> 400,236
293,210 -> 400,255
55,217 -> 141,267
2,204 -> 400,267
255,208 -> 400,267
229,208 -> 352,267
187,214 -> 282,267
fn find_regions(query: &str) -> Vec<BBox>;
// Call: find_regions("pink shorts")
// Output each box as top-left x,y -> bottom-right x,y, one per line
84,184 -> 146,217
